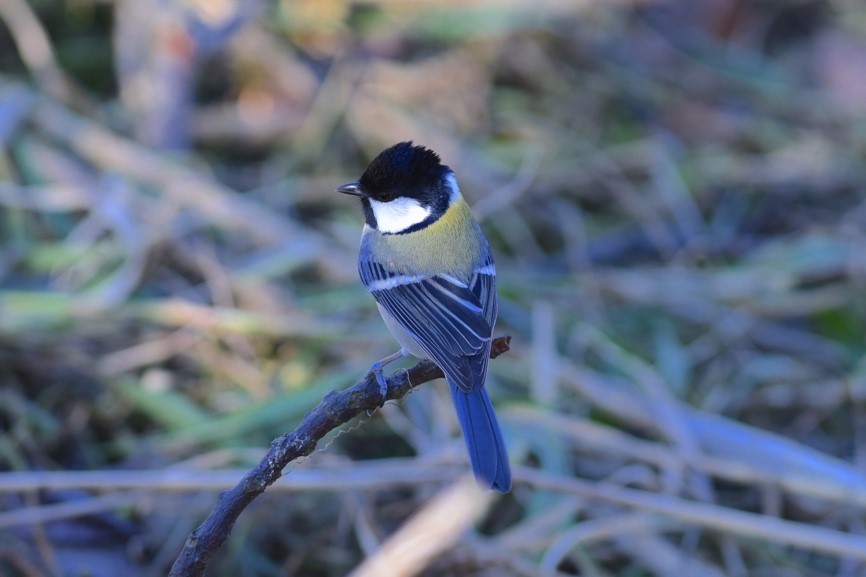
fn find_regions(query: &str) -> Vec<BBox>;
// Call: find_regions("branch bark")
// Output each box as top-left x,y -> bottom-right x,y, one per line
168,335 -> 512,577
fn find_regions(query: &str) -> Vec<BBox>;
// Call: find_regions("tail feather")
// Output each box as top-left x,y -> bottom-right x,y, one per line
448,380 -> 511,492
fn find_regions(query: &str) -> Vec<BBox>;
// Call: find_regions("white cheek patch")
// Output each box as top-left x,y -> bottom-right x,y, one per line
369,197 -> 432,234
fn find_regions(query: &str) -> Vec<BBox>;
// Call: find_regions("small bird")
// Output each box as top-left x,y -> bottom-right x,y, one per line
337,141 -> 511,492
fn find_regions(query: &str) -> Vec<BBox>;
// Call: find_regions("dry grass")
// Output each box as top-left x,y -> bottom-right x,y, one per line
3,0 -> 866,576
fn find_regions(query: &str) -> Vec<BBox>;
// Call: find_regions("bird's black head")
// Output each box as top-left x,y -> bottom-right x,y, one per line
337,142 -> 457,234
358,142 -> 449,204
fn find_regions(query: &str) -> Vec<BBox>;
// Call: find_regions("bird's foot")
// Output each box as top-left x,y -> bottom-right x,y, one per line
368,348 -> 408,406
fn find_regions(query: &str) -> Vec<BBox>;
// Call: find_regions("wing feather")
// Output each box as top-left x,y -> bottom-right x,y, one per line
360,255 -> 497,393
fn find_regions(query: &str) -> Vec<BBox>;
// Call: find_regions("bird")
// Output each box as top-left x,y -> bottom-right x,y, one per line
337,141 -> 511,492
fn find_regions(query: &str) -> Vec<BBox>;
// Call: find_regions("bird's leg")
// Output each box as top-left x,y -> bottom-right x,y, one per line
369,348 -> 407,404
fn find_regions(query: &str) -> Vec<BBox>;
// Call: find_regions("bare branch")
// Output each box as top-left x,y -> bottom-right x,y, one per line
168,335 -> 512,577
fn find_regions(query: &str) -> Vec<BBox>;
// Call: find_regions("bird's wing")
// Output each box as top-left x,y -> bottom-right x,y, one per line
469,258 -> 497,331
360,259 -> 495,393
467,258 -> 497,388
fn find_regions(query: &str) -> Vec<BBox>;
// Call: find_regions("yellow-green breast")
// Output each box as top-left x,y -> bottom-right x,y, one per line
362,197 -> 487,281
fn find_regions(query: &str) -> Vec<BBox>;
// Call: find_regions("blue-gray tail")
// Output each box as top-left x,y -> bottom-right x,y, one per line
448,380 -> 511,492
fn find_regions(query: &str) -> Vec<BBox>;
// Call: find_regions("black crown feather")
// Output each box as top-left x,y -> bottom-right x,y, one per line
359,142 -> 450,201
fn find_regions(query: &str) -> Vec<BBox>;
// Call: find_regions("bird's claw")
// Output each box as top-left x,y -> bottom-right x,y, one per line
367,349 -> 407,407
370,364 -> 389,405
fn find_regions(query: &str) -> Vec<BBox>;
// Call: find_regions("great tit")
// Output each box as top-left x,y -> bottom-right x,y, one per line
337,141 -> 511,492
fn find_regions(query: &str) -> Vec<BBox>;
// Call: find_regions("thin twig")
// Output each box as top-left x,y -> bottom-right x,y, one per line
0,459 -> 462,495
0,0 -> 77,102
168,335 -> 511,577
347,477 -> 495,577
517,467 -> 866,562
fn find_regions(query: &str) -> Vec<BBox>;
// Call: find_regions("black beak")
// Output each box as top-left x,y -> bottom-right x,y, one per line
336,182 -> 366,197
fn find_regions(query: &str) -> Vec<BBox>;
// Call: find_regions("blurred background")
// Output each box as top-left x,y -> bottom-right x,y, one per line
3,0 -> 866,575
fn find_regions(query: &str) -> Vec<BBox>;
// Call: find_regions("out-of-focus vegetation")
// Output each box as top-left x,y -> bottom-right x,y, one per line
3,0 -> 866,575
